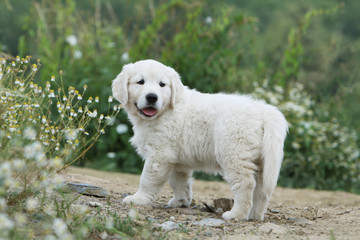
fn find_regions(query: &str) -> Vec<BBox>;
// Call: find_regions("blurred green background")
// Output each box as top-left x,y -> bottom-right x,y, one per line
1,0 -> 359,192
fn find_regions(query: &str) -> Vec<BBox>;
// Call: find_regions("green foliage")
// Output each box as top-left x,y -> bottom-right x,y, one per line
252,81 -> 360,192
131,0 -> 257,92
0,0 -> 359,192
0,57 -> 122,238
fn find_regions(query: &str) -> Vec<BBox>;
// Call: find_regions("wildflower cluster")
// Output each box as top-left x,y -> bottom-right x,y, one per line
252,80 -> 360,191
0,57 -> 120,238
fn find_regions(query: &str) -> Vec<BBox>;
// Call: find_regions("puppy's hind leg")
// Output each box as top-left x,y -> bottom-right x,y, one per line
248,174 -> 270,221
221,161 -> 256,220
167,167 -> 193,208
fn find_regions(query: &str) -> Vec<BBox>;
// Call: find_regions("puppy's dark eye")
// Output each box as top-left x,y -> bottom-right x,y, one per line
137,79 -> 145,85
159,82 -> 165,87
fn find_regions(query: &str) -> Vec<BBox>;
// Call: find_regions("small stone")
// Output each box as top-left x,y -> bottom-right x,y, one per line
213,198 -> 234,212
270,209 -> 280,214
128,208 -> 138,219
170,216 -> 176,221
158,221 -> 179,230
215,208 -> 224,214
87,201 -> 103,208
287,217 -> 313,226
193,218 -> 225,227
65,183 -> 109,198
121,193 -> 130,198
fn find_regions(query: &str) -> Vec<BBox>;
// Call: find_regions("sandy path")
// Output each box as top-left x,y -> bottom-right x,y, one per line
63,167 -> 360,239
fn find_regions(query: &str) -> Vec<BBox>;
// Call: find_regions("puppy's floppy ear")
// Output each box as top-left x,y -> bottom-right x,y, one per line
168,67 -> 184,108
112,63 -> 132,105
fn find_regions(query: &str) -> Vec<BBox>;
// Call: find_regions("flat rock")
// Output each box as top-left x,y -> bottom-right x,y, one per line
158,221 -> 179,230
193,218 -> 225,227
258,222 -> 287,234
213,198 -> 234,212
87,201 -> 103,208
65,182 -> 109,198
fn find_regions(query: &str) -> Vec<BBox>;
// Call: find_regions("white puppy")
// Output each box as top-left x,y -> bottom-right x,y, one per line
112,59 -> 288,220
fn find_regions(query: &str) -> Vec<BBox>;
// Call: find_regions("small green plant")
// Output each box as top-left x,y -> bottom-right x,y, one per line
0,56 -> 121,239
252,80 -> 360,192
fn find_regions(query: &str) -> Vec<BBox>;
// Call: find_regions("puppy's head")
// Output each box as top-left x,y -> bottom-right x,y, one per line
112,59 -> 184,120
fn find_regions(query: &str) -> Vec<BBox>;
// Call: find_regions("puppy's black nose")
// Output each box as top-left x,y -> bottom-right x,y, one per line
146,93 -> 158,103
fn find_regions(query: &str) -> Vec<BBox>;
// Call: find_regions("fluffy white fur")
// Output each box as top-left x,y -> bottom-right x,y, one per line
112,59 -> 288,221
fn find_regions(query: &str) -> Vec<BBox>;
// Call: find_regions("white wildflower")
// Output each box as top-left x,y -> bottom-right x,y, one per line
48,90 -> 55,98
106,216 -> 114,229
121,52 -> 129,62
51,174 -> 64,187
0,162 -> 12,177
26,198 -> 38,212
65,35 -> 78,46
24,141 -> 43,159
116,124 -> 128,134
14,213 -> 27,226
0,198 -> 7,210
106,116 -> 115,125
24,127 -> 37,140
0,214 -> 14,230
12,159 -> 25,170
106,152 -> 116,158
44,235 -> 56,240
65,129 -> 78,141
74,50 -> 82,59
100,231 -> 108,240
205,16 -> 213,24
52,218 -> 68,236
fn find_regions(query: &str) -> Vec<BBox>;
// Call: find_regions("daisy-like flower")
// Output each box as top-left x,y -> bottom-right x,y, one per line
65,35 -> 77,46
51,75 -> 55,82
52,218 -> 68,236
87,97 -> 93,103
116,124 -> 128,134
14,213 -> 27,227
26,198 -> 38,212
0,214 -> 14,230
48,90 -> 55,98
108,96 -> 113,103
121,52 -> 129,62
24,127 -> 37,140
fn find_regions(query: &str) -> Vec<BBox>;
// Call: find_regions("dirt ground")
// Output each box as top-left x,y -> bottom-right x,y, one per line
63,167 -> 360,239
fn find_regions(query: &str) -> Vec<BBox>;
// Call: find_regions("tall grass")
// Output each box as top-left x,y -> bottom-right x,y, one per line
0,56 -> 131,239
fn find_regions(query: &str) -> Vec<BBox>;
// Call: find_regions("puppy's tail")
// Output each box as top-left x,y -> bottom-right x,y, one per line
262,106 -> 288,197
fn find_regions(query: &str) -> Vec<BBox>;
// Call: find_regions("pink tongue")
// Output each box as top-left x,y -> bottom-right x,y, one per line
142,107 -> 157,116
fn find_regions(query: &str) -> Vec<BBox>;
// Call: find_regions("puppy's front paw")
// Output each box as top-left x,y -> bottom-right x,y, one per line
222,211 -> 236,220
167,197 -> 190,208
122,193 -> 151,205
222,210 -> 248,220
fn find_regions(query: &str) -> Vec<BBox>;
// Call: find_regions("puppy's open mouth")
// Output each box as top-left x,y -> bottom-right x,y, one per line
136,104 -> 157,117
140,107 -> 157,117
